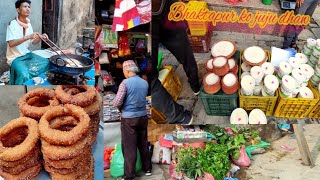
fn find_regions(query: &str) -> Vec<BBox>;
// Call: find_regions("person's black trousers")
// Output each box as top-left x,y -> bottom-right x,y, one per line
121,115 -> 151,180
282,0 -> 319,48
151,15 -> 200,123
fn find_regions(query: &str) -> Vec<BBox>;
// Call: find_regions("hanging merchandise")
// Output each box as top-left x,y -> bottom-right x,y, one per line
95,31 -> 103,59
101,70 -> 115,87
135,38 -> 147,54
99,52 -> 110,64
102,26 -> 118,49
118,32 -> 131,57
95,60 -> 101,76
112,0 -> 141,31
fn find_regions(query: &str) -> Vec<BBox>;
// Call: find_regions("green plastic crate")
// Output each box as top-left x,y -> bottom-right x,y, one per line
199,87 -> 238,116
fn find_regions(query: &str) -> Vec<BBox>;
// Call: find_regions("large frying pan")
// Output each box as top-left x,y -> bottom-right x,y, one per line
49,54 -> 94,75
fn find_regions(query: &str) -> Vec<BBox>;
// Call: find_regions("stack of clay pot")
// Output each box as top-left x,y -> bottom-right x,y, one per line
240,46 -> 279,97
230,108 -> 267,124
203,40 -> 239,95
274,51 -> 315,98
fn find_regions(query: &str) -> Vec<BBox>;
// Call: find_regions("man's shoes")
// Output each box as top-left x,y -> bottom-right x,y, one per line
145,171 -> 152,176
193,91 -> 200,96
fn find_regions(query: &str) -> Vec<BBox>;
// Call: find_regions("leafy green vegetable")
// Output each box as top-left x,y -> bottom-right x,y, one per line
176,143 -> 230,180
176,146 -> 203,179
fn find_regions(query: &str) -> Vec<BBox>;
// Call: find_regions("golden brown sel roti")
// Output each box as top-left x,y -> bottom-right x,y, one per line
0,163 -> 42,180
43,149 -> 91,169
18,88 -> 60,119
1,156 -> 41,175
55,86 -> 96,107
0,117 -> 39,161
39,104 -> 90,146
0,145 -> 41,168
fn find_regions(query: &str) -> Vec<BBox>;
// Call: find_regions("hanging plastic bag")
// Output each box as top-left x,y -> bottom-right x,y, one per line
232,145 -> 251,167
110,144 -> 142,178
245,141 -> 270,159
197,172 -> 215,180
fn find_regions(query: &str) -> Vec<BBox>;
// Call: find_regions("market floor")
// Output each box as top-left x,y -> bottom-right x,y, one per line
244,124 -> 320,180
104,164 -> 169,180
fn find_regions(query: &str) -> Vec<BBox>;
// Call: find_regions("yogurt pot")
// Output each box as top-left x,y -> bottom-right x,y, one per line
298,87 -> 314,99
260,62 -> 274,76
311,72 -> 320,84
276,72 -> 282,86
250,66 -> 264,84
241,88 -> 253,96
288,57 -> 301,69
248,109 -> 267,124
241,62 -> 252,72
303,44 -> 313,55
230,108 -> 249,124
307,38 -> 317,49
292,87 -> 300,97
310,54 -> 318,64
264,75 -> 279,95
278,61 -> 292,77
262,86 -> 274,97
253,81 -> 263,96
311,77 -> 320,87
241,75 -> 255,96
281,75 -> 297,96
313,47 -> 320,57
295,53 -> 309,64
299,64 -> 314,81
291,69 -> 307,87
315,64 -> 320,74
317,39 -> 320,47
280,88 -> 293,98
307,60 -> 316,68
240,72 -> 250,80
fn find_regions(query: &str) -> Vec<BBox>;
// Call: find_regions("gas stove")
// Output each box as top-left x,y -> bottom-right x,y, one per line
45,71 -> 91,85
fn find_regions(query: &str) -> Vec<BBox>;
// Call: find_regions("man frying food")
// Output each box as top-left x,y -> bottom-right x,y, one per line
7,0 -> 50,85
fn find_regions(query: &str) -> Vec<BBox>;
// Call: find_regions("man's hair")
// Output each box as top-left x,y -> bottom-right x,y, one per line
15,0 -> 31,8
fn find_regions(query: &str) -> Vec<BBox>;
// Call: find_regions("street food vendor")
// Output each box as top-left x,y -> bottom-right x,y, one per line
6,0 -> 49,85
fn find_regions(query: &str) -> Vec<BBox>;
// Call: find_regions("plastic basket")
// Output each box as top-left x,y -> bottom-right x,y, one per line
306,84 -> 320,118
199,87 -> 238,116
186,1 -> 208,36
238,50 -> 277,116
187,29 -> 212,53
151,108 -> 167,124
160,66 -> 182,101
151,66 -> 182,124
273,83 -> 319,118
